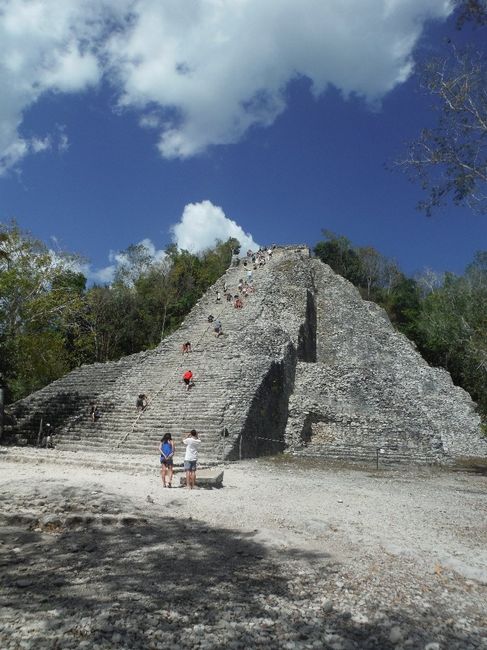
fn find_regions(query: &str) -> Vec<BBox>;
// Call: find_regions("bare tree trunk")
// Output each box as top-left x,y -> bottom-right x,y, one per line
160,303 -> 168,341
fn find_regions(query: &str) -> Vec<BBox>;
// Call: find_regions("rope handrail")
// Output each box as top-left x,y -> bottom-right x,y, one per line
116,275 -> 243,448
116,251 -> 274,449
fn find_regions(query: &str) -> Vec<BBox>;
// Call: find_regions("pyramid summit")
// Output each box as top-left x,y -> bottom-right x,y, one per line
5,246 -> 487,465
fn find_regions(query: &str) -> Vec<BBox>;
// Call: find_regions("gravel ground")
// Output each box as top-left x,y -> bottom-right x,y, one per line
0,451 -> 486,649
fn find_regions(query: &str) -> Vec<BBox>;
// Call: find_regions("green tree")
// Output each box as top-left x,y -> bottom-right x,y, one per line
355,246 -> 401,299
415,255 -> 487,419
0,225 -> 240,402
455,0 -> 487,28
79,237 -> 238,361
314,231 -> 365,286
113,243 -> 155,286
383,276 -> 422,340
0,222 -> 87,400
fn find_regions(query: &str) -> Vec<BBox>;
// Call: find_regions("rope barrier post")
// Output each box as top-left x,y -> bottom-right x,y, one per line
0,387 -> 4,443
37,417 -> 43,447
376,447 -> 385,469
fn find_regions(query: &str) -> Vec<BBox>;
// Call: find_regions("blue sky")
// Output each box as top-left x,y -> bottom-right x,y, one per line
0,0 -> 485,282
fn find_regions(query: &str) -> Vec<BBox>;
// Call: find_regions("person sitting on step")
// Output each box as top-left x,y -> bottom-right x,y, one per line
136,394 -> 148,410
90,402 -> 101,422
234,297 -> 243,309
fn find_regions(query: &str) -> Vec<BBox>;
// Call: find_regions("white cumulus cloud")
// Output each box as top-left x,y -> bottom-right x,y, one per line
136,238 -> 167,264
31,136 -> 52,154
104,0 -> 453,158
171,200 -> 259,254
84,201 -> 256,282
88,264 -> 117,284
0,0 -> 125,174
0,0 -> 453,171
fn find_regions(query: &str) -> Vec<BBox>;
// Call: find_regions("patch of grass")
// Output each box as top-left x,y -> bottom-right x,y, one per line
256,453 -> 388,474
454,456 -> 487,475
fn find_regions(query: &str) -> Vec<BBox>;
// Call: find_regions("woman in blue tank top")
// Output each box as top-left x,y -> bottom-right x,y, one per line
160,433 -> 175,487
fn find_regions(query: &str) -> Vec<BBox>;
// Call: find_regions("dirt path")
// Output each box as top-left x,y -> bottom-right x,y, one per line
0,454 -> 486,649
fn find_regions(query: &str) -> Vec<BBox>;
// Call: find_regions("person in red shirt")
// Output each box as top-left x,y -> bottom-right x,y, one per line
183,370 -> 194,391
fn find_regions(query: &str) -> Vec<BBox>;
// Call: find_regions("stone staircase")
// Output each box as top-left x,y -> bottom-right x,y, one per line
55,266 -> 275,460
54,268 -> 265,461
6,247 -> 313,463
0,446 -> 223,475
4,245 -> 486,467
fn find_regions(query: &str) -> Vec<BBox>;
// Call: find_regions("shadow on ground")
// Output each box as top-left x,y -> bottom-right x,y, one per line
0,483 -> 484,649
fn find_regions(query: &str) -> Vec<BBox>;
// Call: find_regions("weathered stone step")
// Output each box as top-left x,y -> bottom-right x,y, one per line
291,446 -> 442,465
0,448 -> 223,471
9,246 -> 480,465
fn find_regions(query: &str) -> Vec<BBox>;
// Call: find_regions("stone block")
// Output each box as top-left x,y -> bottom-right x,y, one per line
179,469 -> 224,488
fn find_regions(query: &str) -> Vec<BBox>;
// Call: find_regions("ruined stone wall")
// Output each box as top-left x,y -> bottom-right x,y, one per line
5,354 -> 142,441
285,259 -> 487,462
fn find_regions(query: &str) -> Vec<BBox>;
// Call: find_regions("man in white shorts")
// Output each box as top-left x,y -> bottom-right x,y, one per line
182,429 -> 201,489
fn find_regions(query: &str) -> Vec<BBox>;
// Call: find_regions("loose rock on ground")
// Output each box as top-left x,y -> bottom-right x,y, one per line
0,452 -> 486,649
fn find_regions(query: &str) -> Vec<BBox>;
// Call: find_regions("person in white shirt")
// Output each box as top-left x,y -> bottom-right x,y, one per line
182,429 -> 201,489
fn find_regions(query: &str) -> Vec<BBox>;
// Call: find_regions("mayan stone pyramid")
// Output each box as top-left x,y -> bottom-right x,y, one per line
5,246 -> 487,465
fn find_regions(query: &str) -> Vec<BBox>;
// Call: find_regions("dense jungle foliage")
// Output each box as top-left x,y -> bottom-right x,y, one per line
1,222 -> 486,425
